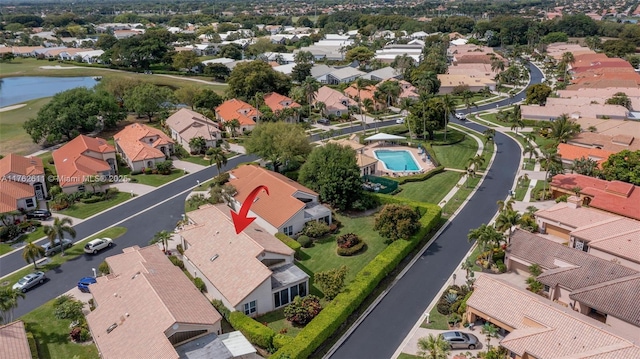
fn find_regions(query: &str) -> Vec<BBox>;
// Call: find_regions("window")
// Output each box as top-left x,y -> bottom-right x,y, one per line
243,300 -> 256,315
280,290 -> 290,306
283,226 -> 293,236
574,240 -> 589,252
543,285 -> 550,293
298,282 -> 307,297
290,283 -> 298,299
25,198 -> 34,208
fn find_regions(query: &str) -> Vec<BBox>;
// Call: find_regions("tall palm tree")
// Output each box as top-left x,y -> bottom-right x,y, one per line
548,114 -> 580,144
0,287 -> 25,324
468,155 -> 485,174
43,217 -> 76,256
315,101 -> 326,117
523,144 -> 538,167
541,147 -> 563,197
483,128 -> 496,144
461,90 -> 477,112
149,230 -> 173,253
439,94 -> 456,141
22,242 -> 45,269
561,51 -> 575,81
414,70 -> 440,94
399,97 -> 415,138
523,132 -> 536,145
301,76 -> 320,120
354,78 -> 368,120
377,80 -> 402,108
468,224 -> 505,266
509,105 -> 525,134
461,257 -> 475,279
208,147 -> 228,177
481,323 -> 500,349
416,334 -> 450,359
496,209 -> 521,239
497,198 -> 515,212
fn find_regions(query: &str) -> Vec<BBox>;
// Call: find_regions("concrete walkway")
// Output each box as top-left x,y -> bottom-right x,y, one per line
110,182 -> 156,196
228,143 -> 246,154
172,159 -> 207,173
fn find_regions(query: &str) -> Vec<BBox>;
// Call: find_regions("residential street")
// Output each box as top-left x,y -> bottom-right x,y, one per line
328,63 -> 543,359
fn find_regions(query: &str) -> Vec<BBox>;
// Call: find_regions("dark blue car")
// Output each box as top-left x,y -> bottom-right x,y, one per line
77,277 -> 97,293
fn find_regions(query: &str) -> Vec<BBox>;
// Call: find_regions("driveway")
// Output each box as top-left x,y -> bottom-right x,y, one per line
172,159 -> 207,173
401,328 -> 489,358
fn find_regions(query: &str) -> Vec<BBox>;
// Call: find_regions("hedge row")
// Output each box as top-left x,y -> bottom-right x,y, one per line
275,233 -> 302,256
271,198 -> 441,359
26,332 -> 38,359
273,333 -> 294,349
228,311 -> 275,349
395,166 -> 445,185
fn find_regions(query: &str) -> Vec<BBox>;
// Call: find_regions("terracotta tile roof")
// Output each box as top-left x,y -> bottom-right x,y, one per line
570,130 -> 640,153
263,92 -> 301,113
0,153 -> 44,178
508,229 -> 637,290
535,201 -> 615,229
557,143 -> 613,168
215,99 -> 260,126
229,165 -> 319,228
179,204 -> 294,307
438,74 -> 496,88
569,274 -> 640,327
0,321 -> 31,359
165,108 -> 220,141
520,103 -> 628,120
53,135 -> 114,187
87,245 -> 221,359
550,174 -> 640,221
314,86 -> 356,112
114,124 -> 173,162
344,84 -> 377,103
468,275 -> 640,358
570,217 -> 640,264
0,182 -> 34,212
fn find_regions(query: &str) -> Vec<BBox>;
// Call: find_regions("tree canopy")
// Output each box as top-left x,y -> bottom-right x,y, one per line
373,204 -> 421,241
226,60 -> 292,101
298,143 -> 363,211
244,122 -> 311,173
24,87 -> 124,144
599,150 -> 640,185
124,83 -> 175,121
525,84 -> 552,105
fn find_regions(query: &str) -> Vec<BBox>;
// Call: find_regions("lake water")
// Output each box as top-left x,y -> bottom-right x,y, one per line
0,76 -> 99,108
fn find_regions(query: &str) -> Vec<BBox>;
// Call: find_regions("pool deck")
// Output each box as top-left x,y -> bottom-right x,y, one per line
364,143 -> 435,177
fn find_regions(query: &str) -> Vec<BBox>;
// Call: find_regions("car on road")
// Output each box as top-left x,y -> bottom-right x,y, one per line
26,209 -> 52,220
42,238 -> 73,256
395,118 -> 405,124
317,118 -> 330,125
84,237 -> 113,254
13,271 -> 46,293
77,276 -> 97,293
440,331 -> 479,349
455,113 -> 466,120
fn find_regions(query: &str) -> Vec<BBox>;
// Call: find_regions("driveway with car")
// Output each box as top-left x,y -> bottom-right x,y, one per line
401,328 -> 488,357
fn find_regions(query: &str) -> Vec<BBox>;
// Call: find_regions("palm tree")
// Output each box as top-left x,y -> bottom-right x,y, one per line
414,71 -> 440,95
496,209 -> 521,239
0,287 -> 25,324
399,97 -> 415,138
548,114 -> 580,144
483,128 -> 496,144
354,78 -> 368,119
439,94 -> 456,141
468,224 -> 505,267
561,51 -> 575,81
301,76 -> 320,120
497,198 -> 515,212
208,147 -> 228,177
509,106 -> 525,134
523,144 -> 538,168
461,257 -> 475,279
377,80 -> 402,108
461,90 -> 477,112
541,147 -> 563,197
481,323 -> 500,349
149,230 -> 173,253
491,57 -> 505,74
315,101 -> 326,117
523,132 -> 536,144
43,217 -> 76,256
22,242 -> 45,269
416,334 -> 450,359
468,155 -> 485,174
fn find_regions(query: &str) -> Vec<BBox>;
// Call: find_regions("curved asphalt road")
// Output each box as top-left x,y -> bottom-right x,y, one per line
328,62 -> 543,359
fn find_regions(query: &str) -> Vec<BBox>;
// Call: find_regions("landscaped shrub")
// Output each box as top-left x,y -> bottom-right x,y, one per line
168,255 -> 185,269
156,160 -> 173,175
337,241 -> 366,256
336,233 -> 361,249
555,194 -> 569,203
0,224 -> 21,241
176,243 -> 184,255
395,166 -> 445,185
213,172 -> 230,186
98,261 -> 110,275
228,311 -> 275,348
271,196 -> 441,359
350,192 -> 381,211
211,299 -> 231,321
144,168 -> 153,175
69,327 -> 82,342
275,233 -> 301,256
273,333 -> 293,349
314,266 -> 348,300
80,196 -> 103,204
296,235 -> 312,248
193,277 -> 206,292
496,260 -> 507,273
437,298 -> 453,315
302,221 -> 330,238
79,328 -> 91,342
374,204 -> 421,241
284,295 -> 323,325
54,298 -> 84,321
25,332 -> 38,359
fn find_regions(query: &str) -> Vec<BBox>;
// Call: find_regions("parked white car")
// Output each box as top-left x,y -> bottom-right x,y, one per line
395,118 -> 405,124
455,113 -> 466,120
84,238 -> 113,254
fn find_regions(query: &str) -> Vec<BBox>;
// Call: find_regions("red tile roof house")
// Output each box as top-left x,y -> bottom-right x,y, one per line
263,92 -> 301,123
313,86 -> 357,117
504,229 -> 640,338
0,154 -> 47,213
113,123 -> 174,173
86,245 -> 224,359
229,165 -> 332,236
177,204 -> 309,317
215,99 -> 260,135
164,108 -> 221,154
52,135 -> 117,194
0,320 -> 32,359
556,143 -> 613,168
549,173 -> 640,221
465,274 -> 640,359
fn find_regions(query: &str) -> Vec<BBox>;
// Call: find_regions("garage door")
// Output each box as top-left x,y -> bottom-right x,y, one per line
545,224 -> 570,240
509,260 -> 530,276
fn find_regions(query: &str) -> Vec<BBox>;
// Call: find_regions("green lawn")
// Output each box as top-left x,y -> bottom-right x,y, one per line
1,227 -> 127,287
420,306 -> 449,330
179,156 -> 210,167
398,353 -> 422,359
0,97 -> 52,155
296,213 -> 389,285
480,140 -> 494,172
0,227 -> 47,256
430,133 -> 478,170
523,158 -> 536,171
514,178 -> 531,201
441,176 -> 481,218
254,307 -> 303,339
119,167 -> 184,187
59,192 -> 132,219
21,298 -> 99,359
505,131 -> 528,148
533,134 -> 558,151
396,171 -> 460,204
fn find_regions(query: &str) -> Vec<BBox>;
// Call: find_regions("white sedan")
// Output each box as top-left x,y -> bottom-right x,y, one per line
395,118 -> 405,124
84,237 -> 113,254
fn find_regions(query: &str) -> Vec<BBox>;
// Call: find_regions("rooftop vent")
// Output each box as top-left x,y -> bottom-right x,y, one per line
131,271 -> 141,280
106,323 -> 118,334
210,254 -> 219,262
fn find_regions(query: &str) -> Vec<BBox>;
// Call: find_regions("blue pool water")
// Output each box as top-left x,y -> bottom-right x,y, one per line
373,150 -> 420,171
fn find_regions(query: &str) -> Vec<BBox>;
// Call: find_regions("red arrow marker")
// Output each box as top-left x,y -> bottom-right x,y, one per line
231,185 -> 270,234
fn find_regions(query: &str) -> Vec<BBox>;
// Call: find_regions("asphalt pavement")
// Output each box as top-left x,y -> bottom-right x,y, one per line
328,62 -> 543,359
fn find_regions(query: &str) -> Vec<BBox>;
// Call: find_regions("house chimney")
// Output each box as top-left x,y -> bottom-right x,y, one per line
566,195 -> 581,209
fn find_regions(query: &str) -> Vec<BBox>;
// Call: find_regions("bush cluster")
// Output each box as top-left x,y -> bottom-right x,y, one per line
213,172 -> 230,186
273,333 -> 293,350
168,255 -> 185,269
211,299 -> 230,321
395,166 -> 445,185
336,233 -> 361,249
284,295 -> 322,325
193,277 -> 206,292
275,233 -> 302,256
350,192 -> 381,212
296,235 -> 312,248
337,241 -> 366,256
302,221 -> 330,238
271,196 -> 441,359
436,285 -> 472,316
228,311 -> 275,348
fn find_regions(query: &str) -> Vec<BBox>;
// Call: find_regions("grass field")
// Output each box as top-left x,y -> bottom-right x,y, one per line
59,192 -> 132,219
514,178 -> 531,201
441,176 -> 481,218
180,156 -> 210,167
0,97 -> 52,155
255,307 -> 303,339
398,353 -> 422,359
420,306 -> 449,330
0,227 -> 46,256
397,171 -> 460,204
118,166 -> 184,187
21,299 -> 99,359
430,132 -> 478,170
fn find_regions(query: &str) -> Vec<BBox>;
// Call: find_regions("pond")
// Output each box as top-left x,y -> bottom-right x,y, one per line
0,76 -> 99,108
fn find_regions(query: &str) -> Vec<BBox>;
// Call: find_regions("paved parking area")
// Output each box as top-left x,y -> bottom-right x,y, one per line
401,327 -> 490,358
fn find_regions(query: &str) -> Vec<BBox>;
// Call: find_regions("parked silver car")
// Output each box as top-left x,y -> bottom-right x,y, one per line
440,331 -> 479,349
13,271 -> 46,293
84,237 -> 113,254
42,238 -> 73,256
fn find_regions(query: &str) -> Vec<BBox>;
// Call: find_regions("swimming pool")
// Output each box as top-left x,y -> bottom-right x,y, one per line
373,150 -> 420,172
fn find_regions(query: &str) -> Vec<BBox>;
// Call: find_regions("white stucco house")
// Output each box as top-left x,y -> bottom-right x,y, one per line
113,123 -> 174,173
165,108 -> 222,153
0,154 -> 47,213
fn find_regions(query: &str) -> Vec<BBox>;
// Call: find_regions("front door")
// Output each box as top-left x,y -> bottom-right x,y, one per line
33,182 -> 44,200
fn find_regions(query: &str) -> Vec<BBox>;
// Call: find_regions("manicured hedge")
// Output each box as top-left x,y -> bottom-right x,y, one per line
228,311 -> 275,349
275,233 -> 302,255
26,332 -> 38,359
336,241 -> 366,256
273,333 -> 294,349
271,197 -> 441,359
395,166 -> 445,184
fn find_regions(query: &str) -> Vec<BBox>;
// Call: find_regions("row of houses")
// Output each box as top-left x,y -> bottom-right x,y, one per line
438,43 -> 504,94
0,45 -> 104,63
